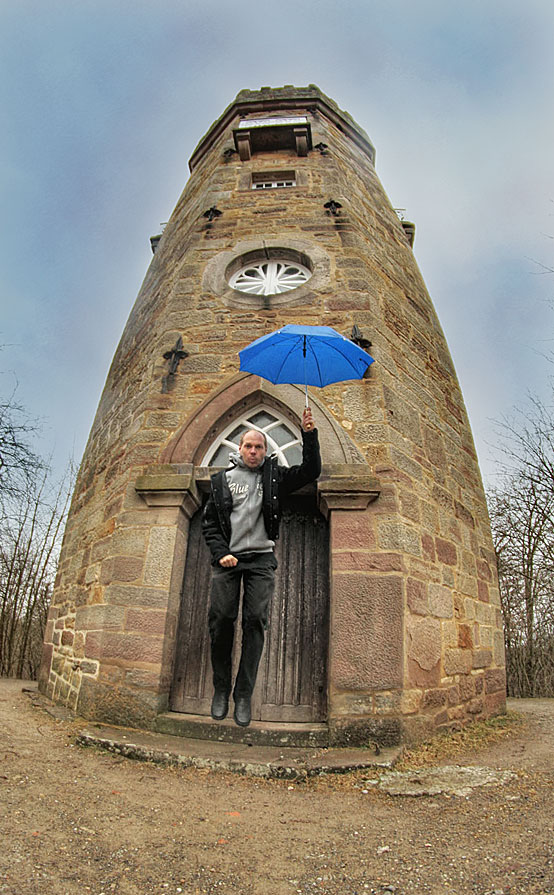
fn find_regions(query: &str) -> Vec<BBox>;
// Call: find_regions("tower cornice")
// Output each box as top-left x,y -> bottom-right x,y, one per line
188,84 -> 376,171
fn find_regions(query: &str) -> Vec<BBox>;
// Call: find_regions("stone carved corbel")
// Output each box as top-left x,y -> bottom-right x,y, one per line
317,465 -> 381,518
135,465 -> 200,519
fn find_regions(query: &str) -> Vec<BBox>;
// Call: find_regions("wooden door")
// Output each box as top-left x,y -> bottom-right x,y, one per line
170,491 -> 329,723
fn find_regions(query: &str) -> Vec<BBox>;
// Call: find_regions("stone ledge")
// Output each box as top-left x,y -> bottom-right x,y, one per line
135,464 -> 200,513
77,722 -> 400,780
318,467 -> 380,516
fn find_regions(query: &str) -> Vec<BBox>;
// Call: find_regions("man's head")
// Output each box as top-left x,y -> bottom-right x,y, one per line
238,429 -> 267,468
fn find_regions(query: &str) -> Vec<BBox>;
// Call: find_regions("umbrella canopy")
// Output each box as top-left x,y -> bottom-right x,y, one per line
239,324 -> 374,401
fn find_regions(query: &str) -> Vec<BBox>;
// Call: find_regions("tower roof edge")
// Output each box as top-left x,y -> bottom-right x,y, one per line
188,84 -> 376,171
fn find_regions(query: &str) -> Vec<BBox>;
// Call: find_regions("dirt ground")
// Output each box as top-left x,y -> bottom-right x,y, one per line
1,680 -> 553,895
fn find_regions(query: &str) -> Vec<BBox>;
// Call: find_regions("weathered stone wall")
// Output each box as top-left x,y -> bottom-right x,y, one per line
40,85 -> 505,741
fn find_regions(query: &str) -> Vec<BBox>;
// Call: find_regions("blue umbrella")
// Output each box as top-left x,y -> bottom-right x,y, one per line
239,324 -> 374,406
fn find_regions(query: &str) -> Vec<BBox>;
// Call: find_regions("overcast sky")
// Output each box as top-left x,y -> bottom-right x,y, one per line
2,0 -> 553,488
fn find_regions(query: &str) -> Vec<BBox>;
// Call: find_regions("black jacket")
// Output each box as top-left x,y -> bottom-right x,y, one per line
202,428 -> 321,564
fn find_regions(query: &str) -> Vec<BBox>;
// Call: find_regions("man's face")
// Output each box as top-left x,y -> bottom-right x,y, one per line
239,430 -> 267,468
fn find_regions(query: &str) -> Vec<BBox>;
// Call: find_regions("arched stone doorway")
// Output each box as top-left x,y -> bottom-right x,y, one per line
135,374 -> 381,741
169,401 -> 329,722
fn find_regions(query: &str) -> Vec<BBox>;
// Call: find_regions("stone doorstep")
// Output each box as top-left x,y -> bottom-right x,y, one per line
26,688 -> 401,779
153,711 -> 329,747
77,722 -> 401,780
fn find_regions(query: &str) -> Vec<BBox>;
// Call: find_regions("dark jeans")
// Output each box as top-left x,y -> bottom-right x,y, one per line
208,552 -> 277,699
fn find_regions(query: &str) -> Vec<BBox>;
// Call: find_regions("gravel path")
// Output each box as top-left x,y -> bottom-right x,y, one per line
1,680 -> 553,895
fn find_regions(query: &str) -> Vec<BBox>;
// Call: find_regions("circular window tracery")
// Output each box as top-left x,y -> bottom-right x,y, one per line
229,259 -> 311,296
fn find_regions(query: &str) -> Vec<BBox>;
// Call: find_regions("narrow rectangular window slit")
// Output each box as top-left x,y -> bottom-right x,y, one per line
252,171 -> 296,190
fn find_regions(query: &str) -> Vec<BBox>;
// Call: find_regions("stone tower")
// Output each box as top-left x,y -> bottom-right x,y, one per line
40,86 -> 505,745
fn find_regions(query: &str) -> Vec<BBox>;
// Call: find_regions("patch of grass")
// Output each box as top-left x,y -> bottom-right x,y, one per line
395,710 -> 527,771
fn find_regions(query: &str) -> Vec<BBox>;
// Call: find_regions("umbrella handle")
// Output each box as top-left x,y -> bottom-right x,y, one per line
303,335 -> 308,407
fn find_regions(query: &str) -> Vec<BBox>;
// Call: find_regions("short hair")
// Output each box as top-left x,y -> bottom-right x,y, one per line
239,428 -> 268,449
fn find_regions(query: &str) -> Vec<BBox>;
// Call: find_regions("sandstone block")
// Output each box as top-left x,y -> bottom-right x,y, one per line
52,654 -> 65,675
377,520 -> 421,556
407,616 -> 441,675
421,532 -> 436,562
110,526 -> 150,557
400,689 -> 422,715
400,490 -> 420,523
424,426 -> 447,469
477,579 -> 490,603
383,385 -> 422,445
330,510 -> 375,550
374,691 -> 402,715
442,619 -> 458,648
435,537 -> 457,566
467,697 -> 484,715
342,389 -> 383,423
330,574 -> 403,690
76,604 -> 125,632
125,608 -> 169,636
433,709 -> 449,727
422,687 -> 448,710
428,584 -> 453,618
473,603 -> 491,626
407,577 -> 428,616
329,692 -> 374,716
389,447 -> 424,482
84,631 -> 102,659
454,500 -> 475,529
485,667 -> 506,694
124,667 -> 166,691
444,648 -> 472,676
333,551 -> 403,572
100,556 -> 144,586
477,558 -> 492,581
458,624 -> 473,649
493,630 -> 505,665
79,660 -> 99,676
479,626 -> 493,648
458,574 -> 478,599
485,690 -> 506,714
461,548 -> 477,576
447,684 -> 460,705
143,526 -> 177,588
97,632 -> 165,665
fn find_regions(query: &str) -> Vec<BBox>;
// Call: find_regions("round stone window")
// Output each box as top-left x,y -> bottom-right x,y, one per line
229,258 -> 312,296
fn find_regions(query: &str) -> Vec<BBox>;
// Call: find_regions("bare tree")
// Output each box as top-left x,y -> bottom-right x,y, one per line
489,395 -> 554,695
0,387 -> 44,502
0,466 -> 73,679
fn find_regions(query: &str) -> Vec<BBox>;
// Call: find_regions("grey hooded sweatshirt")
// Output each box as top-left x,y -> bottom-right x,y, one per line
225,452 -> 275,556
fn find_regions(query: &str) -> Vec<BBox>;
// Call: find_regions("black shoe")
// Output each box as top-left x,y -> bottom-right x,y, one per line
233,696 -> 251,727
211,691 -> 229,721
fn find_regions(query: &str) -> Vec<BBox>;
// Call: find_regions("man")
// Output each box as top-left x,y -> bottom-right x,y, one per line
202,407 -> 321,727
